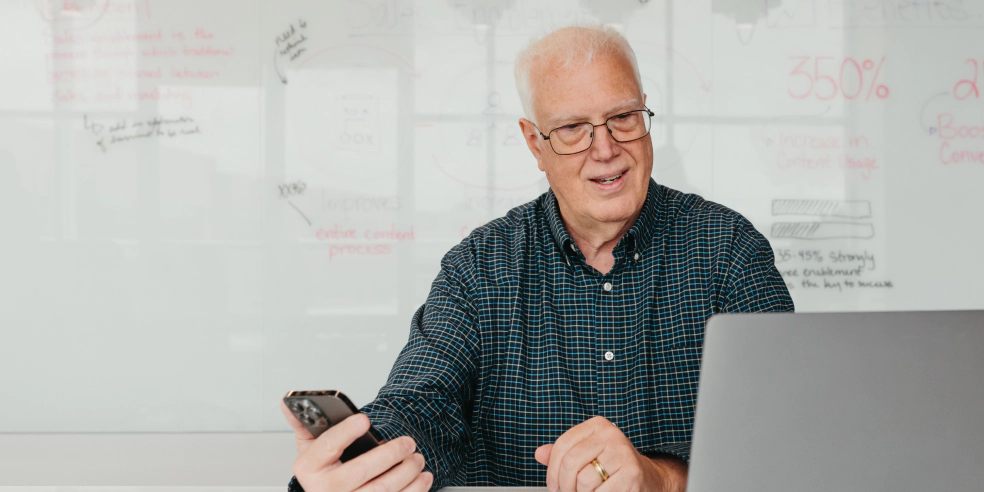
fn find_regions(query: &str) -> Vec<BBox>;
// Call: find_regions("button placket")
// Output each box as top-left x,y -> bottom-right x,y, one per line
597,267 -> 620,424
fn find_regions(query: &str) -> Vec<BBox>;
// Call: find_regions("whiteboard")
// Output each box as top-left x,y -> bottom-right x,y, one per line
1,0 -> 982,433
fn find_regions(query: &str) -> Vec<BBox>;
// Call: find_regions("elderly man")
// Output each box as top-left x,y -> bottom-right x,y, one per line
283,24 -> 793,492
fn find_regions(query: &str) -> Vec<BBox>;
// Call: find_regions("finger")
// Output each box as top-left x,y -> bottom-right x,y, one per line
547,418 -> 606,490
589,446 -> 638,492
293,413 -> 371,476
596,448 -> 627,478
330,436 -> 417,491
399,471 -> 434,492
557,438 -> 606,492
353,451 -> 425,492
280,400 -> 314,440
595,469 -> 635,492
535,444 -> 553,465
575,461 -> 605,492
547,422 -> 594,489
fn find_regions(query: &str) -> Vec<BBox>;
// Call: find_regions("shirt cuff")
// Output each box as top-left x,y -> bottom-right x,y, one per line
640,441 -> 691,463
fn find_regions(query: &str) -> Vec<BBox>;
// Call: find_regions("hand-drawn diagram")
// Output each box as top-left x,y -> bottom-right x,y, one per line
771,221 -> 875,240
772,199 -> 872,218
769,199 -> 891,295
630,42 -> 710,174
917,87 -> 984,166
335,95 -> 381,152
278,180 -> 311,226
770,199 -> 874,240
424,60 -> 544,192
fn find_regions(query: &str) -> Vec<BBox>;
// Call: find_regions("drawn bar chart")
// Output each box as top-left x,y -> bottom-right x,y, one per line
772,199 -> 872,219
771,222 -> 876,240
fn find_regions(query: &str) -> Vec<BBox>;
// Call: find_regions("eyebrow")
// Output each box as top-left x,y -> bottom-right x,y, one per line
544,98 -> 642,129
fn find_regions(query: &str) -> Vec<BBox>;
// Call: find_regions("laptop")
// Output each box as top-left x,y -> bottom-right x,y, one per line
688,311 -> 984,492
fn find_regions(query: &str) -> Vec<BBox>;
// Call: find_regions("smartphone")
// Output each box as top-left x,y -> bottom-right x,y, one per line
283,390 -> 384,462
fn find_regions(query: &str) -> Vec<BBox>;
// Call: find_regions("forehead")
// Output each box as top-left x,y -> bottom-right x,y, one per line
532,53 -> 642,127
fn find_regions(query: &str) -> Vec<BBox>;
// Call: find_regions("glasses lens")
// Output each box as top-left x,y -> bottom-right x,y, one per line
549,122 -> 593,154
608,110 -> 651,142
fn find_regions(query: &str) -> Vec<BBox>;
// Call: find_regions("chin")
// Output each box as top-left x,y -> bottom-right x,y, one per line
590,198 -> 641,223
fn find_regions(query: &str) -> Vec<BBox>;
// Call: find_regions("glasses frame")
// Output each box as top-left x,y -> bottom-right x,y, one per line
536,107 -> 655,156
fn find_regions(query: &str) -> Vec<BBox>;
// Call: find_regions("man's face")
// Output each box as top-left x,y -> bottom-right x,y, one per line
520,53 -> 653,229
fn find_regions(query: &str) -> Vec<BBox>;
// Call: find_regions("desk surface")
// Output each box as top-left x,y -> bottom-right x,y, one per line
0,433 -> 549,490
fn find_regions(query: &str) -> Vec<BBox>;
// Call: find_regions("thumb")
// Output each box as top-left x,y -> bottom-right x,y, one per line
535,444 -> 553,465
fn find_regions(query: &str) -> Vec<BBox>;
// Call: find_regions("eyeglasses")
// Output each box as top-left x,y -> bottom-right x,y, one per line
536,108 -> 654,156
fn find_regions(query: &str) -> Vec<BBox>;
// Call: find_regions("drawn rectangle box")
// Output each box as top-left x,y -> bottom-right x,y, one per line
771,222 -> 875,240
772,199 -> 872,219
335,94 -> 380,152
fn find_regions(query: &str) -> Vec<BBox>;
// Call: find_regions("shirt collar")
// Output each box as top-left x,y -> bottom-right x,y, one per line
544,178 -> 663,259
624,178 -> 662,254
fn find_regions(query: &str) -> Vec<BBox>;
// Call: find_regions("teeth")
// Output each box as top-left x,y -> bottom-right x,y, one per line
599,173 -> 621,184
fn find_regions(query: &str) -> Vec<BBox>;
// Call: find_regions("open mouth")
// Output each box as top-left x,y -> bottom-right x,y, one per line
591,171 -> 625,186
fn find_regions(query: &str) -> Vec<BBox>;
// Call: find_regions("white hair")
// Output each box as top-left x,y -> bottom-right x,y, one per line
514,23 -> 643,125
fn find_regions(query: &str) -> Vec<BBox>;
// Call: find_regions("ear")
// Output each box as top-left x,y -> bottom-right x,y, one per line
519,118 -> 547,172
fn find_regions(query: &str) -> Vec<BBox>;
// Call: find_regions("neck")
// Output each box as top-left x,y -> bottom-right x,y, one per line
558,200 -> 641,275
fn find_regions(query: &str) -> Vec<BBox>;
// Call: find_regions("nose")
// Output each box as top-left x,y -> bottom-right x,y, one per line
589,123 -> 618,161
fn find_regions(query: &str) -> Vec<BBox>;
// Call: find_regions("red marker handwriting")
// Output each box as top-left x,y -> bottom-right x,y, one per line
788,56 -> 889,100
953,59 -> 981,100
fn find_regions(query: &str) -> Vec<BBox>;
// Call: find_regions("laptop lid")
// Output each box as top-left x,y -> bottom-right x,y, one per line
687,311 -> 984,492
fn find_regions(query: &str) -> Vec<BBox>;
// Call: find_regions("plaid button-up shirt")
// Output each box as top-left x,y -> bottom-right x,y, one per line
290,179 -> 793,491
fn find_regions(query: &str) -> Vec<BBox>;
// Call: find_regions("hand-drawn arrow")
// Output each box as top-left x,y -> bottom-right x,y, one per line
286,199 -> 311,225
918,91 -> 950,135
274,46 -> 287,84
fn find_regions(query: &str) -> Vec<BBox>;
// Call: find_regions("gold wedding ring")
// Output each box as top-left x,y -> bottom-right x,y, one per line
591,458 -> 610,482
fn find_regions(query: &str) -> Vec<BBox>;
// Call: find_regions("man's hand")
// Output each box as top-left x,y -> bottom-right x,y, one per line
280,400 -> 433,492
534,416 -> 687,492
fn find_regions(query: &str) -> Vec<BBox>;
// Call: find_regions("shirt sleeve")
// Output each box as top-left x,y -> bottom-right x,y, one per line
359,248 -> 481,489
639,441 -> 692,463
720,217 -> 795,313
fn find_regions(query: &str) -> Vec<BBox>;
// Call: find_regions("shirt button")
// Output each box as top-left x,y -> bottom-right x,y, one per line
633,253 -> 640,261
604,351 -> 614,361
603,282 -> 612,292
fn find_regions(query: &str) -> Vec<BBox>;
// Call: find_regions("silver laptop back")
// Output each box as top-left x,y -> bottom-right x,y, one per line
688,311 -> 984,492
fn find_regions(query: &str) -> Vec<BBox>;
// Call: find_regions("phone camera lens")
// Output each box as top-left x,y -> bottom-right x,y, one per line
301,414 -> 315,426
289,402 -> 303,413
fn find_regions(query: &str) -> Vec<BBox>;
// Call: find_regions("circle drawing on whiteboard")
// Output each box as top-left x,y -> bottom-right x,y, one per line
632,42 -> 713,173
427,60 -> 545,191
